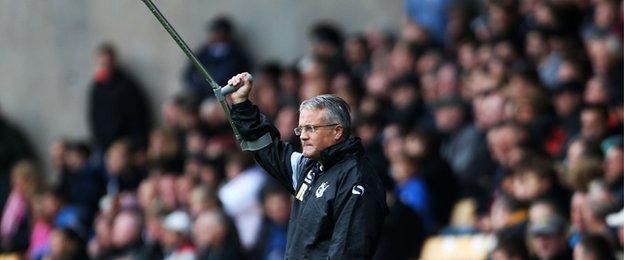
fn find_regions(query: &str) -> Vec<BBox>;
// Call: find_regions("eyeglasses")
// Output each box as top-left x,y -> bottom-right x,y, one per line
294,124 -> 339,136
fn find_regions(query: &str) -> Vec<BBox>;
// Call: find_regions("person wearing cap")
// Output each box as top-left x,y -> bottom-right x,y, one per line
227,73 -> 387,259
527,215 -> 572,260
161,211 -> 196,260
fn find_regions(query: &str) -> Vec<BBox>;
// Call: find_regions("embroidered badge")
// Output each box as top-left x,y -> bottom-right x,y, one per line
351,185 -> 364,195
315,182 -> 330,198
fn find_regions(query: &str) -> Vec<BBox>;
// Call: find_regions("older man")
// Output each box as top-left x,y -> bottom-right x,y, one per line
227,73 -> 387,259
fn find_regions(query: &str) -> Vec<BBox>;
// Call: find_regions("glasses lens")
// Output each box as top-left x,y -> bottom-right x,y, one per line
306,125 -> 315,133
294,127 -> 302,136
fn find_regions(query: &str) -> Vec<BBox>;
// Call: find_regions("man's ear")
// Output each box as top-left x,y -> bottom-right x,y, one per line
334,125 -> 344,141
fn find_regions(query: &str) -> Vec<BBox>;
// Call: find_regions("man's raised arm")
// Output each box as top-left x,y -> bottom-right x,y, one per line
229,73 -> 304,195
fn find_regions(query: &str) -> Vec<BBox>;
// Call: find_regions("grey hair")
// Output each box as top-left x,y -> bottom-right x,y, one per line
300,94 -> 351,139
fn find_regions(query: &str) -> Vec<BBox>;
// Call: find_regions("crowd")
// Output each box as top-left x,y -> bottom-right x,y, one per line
0,0 -> 623,259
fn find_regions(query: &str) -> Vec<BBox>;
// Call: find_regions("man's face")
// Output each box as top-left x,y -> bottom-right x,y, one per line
531,234 -> 564,259
298,108 -> 341,159
192,215 -> 221,248
264,194 -> 292,225
605,147 -> 624,182
111,213 -> 141,248
435,106 -> 463,133
581,110 -> 607,140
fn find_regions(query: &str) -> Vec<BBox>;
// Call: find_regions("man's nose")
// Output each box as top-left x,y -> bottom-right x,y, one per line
300,131 -> 310,140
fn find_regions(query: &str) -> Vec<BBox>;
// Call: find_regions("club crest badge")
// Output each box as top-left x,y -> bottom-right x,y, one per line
316,182 -> 330,198
352,185 -> 364,195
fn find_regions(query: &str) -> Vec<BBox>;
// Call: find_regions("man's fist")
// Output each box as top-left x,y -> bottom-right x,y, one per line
228,72 -> 253,104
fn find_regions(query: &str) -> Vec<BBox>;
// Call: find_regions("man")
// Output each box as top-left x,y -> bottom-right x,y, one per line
182,16 -> 251,97
573,234 -> 616,260
192,210 -> 244,260
227,73 -> 387,259
88,43 -> 151,150
98,210 -> 144,259
527,215 -> 572,260
160,211 -> 196,260
218,152 -> 266,250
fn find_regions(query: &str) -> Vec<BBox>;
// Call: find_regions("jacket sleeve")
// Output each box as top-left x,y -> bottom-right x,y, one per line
231,100 -> 300,195
328,168 -> 387,259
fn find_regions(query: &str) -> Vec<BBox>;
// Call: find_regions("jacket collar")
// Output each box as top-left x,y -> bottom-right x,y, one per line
317,137 -> 364,169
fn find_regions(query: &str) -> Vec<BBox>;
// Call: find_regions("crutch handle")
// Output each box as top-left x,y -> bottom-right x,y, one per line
220,85 -> 238,96
220,73 -> 253,96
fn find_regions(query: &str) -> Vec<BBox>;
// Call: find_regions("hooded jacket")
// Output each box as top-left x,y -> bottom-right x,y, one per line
231,100 -> 387,259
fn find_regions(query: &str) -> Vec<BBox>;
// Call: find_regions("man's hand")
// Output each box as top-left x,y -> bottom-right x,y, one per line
228,72 -> 253,104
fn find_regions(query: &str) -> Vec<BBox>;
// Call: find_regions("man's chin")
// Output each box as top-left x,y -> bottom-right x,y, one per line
301,149 -> 318,159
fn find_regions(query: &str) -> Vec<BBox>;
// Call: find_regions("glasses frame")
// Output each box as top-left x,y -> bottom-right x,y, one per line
294,124 -> 339,136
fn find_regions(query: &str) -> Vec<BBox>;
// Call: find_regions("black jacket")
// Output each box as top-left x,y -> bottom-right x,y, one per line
231,100 -> 387,259
88,68 -> 150,149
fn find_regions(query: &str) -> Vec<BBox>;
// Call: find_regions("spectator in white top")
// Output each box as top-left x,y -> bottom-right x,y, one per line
218,151 -> 266,250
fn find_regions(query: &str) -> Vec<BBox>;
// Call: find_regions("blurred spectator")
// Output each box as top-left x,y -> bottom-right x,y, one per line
403,0 -> 452,44
374,153 -> 428,260
573,233 -> 615,260
528,200 -> 561,226
583,181 -> 617,240
218,152 -> 266,250
250,186 -> 291,260
527,215 -> 572,260
28,190 -> 56,260
161,211 -> 196,260
602,136 -> 623,207
147,127 -> 184,173
251,62 -> 283,119
606,208 -> 624,250
387,75 -> 425,128
436,95 -> 492,199
44,228 -> 87,260
564,136 -> 602,168
48,139 -> 67,181
344,34 -> 370,80
503,160 -> 570,210
1,160 -> 40,253
88,42 -> 151,150
188,185 -> 221,218
96,210 -> 144,259
173,92 -> 203,132
580,105 -> 611,142
390,153 -> 433,229
487,195 -> 527,238
193,210 -> 245,260
274,106 -> 300,149
58,141 -> 105,222
404,129 -> 458,227
105,139 -> 145,195
354,114 -> 392,189
490,232 -> 529,260
87,214 -> 112,259
298,22 -> 347,80
158,174 -> 179,213
182,16 -> 251,97
549,81 -> 583,157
